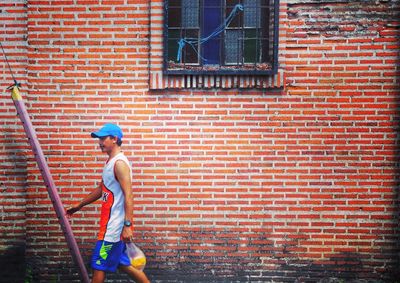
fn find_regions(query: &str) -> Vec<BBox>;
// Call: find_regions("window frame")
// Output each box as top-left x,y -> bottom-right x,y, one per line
163,0 -> 280,76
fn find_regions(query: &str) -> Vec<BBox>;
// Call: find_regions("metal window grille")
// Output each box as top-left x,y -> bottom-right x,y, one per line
164,0 -> 279,75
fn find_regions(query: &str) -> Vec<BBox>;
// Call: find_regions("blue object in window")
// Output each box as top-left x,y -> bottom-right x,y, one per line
175,3 -> 243,64
202,0 -> 221,65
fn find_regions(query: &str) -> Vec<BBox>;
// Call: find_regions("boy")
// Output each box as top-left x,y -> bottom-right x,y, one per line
67,123 -> 150,283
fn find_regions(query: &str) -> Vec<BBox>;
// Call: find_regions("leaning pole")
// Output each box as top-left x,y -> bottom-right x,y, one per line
9,84 -> 90,283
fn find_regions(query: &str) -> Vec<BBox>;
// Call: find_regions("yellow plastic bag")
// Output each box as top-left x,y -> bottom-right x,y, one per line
125,242 -> 146,271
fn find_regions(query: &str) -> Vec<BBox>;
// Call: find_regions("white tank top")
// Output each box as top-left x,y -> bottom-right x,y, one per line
98,152 -> 132,242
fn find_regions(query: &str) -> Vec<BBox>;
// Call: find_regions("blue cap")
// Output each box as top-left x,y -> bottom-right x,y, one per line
91,123 -> 123,139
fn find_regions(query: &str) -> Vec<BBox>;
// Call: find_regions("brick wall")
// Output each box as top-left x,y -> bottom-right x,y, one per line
0,1 -> 27,282
1,0 -> 399,282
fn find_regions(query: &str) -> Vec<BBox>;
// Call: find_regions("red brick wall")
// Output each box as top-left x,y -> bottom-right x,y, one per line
0,1 -> 27,282
1,0 -> 399,282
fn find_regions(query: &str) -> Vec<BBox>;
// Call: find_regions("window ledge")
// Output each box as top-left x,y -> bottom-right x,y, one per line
150,68 -> 284,89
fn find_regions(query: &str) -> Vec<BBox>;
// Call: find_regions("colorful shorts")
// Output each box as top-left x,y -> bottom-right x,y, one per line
91,240 -> 130,272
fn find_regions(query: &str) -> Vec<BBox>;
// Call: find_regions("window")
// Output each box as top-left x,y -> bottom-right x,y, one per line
164,0 -> 279,75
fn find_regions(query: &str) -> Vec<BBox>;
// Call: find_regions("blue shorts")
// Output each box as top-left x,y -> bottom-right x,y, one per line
91,240 -> 130,272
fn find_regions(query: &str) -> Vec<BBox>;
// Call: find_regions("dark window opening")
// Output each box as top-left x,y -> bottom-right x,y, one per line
164,0 -> 279,75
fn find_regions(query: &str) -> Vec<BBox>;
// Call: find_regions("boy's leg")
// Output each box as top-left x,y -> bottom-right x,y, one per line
119,265 -> 150,283
91,240 -> 125,282
91,270 -> 106,283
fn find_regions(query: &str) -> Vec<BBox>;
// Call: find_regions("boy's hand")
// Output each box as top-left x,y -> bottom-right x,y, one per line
66,203 -> 82,217
122,226 -> 133,242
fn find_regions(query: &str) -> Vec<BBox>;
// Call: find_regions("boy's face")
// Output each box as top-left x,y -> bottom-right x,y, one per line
98,136 -> 117,153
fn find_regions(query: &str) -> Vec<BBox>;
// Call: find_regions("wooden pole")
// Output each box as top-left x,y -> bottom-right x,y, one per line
10,85 -> 90,283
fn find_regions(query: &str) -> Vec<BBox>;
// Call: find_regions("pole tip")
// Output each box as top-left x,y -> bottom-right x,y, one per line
11,85 -> 22,101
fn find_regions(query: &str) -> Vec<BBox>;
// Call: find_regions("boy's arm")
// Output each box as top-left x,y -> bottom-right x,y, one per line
66,183 -> 103,215
114,160 -> 133,242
